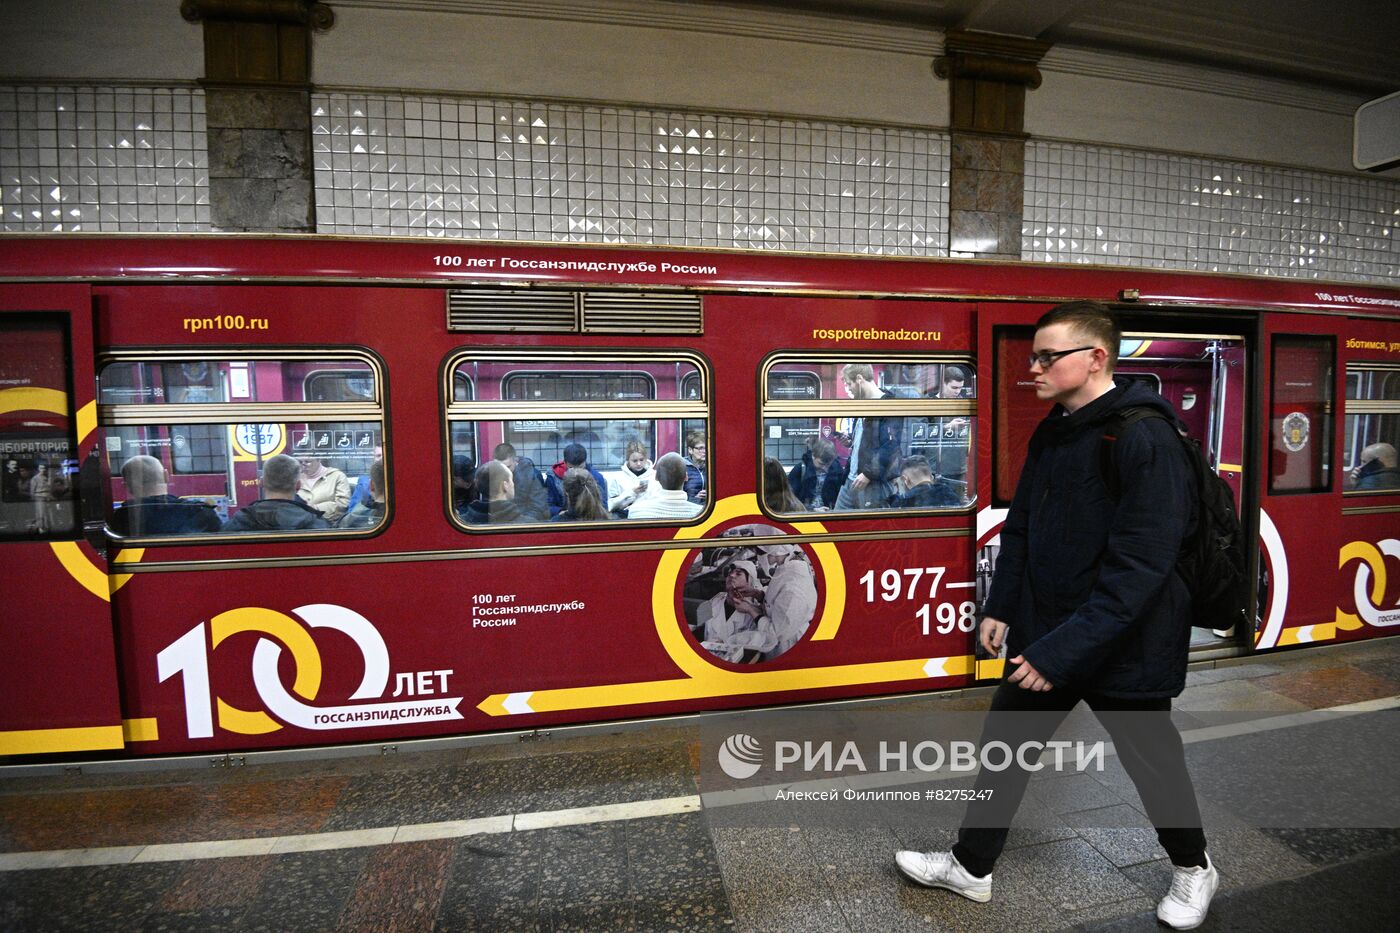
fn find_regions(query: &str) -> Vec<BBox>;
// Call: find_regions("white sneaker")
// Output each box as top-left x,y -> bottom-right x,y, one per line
894,850 -> 991,902
1156,853 -> 1219,930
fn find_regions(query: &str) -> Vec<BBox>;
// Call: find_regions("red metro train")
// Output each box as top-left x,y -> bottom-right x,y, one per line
0,235 -> 1397,761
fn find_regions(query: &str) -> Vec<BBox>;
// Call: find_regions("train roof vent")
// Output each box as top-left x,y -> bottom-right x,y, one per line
446,289 -> 579,333
582,292 -> 704,335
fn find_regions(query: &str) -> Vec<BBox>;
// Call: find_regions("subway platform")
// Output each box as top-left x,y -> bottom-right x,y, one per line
3,637 -> 1400,932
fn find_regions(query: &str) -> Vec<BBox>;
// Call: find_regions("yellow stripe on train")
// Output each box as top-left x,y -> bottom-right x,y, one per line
1277,623 -> 1337,646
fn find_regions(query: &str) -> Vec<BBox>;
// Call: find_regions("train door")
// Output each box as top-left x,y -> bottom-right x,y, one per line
0,284 -> 125,756
974,303 -> 1253,675
1253,315 -> 1344,650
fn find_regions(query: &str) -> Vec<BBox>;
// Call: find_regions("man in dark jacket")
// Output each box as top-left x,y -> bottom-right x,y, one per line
494,442 -> 551,520
895,301 -> 1217,931
1351,442 -> 1400,490
833,363 -> 903,510
889,455 -> 960,509
111,454 -> 222,535
787,437 -> 848,510
223,454 -> 329,533
464,460 -> 534,525
342,459 -> 387,529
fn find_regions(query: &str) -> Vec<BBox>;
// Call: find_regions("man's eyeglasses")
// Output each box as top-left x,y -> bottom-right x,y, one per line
1028,346 -> 1095,369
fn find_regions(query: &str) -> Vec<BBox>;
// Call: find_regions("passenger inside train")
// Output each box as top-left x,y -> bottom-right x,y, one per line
222,454 -> 329,533
627,452 -> 702,519
551,468 -> 612,522
605,439 -> 655,513
763,360 -> 975,515
463,460 -> 532,525
786,437 -> 847,511
110,454 -> 222,536
1349,442 -> 1400,489
763,456 -> 806,513
340,459 -> 386,529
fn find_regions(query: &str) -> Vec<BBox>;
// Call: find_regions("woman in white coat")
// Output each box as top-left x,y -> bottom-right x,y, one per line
607,440 -> 656,513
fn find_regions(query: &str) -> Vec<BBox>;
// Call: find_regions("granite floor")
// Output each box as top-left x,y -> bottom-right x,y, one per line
2,637 -> 1399,931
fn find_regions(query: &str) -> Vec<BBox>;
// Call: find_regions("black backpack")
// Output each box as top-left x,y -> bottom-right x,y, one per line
1099,407 -> 1249,633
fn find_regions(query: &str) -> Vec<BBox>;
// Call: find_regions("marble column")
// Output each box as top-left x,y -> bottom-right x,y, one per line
180,0 -> 334,232
935,31 -> 1048,260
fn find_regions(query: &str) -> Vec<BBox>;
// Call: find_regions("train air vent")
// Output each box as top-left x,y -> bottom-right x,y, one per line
582,292 -> 704,335
446,289 -> 579,333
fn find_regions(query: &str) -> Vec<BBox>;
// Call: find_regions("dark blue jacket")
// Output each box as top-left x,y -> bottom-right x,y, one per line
1354,462 -> 1400,490
787,451 -> 848,509
683,457 -> 705,504
982,379 -> 1196,698
511,458 -> 552,520
111,494 -> 222,535
892,479 -> 961,509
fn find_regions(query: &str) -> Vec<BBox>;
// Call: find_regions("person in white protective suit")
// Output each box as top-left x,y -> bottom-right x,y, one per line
759,544 -> 817,657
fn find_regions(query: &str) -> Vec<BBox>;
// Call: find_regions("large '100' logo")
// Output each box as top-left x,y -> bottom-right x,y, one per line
1338,539 -> 1400,630
157,604 -> 463,738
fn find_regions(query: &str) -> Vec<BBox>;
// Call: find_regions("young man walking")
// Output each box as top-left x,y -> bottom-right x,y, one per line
895,301 -> 1218,930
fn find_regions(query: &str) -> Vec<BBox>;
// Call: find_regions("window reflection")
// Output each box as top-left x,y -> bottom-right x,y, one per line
761,356 -> 975,517
447,353 -> 709,529
99,356 -> 387,537
1343,365 -> 1400,494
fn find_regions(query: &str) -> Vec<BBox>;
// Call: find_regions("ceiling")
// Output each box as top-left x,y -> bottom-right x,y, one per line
689,0 -> 1400,97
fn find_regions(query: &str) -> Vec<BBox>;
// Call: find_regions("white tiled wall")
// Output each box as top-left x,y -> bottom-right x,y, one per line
1025,141 -> 1400,282
0,85 -> 209,232
311,93 -> 950,254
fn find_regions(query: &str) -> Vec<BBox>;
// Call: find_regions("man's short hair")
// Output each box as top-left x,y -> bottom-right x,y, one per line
121,454 -> 165,497
562,442 -> 588,466
655,452 -> 688,490
369,459 -> 385,493
942,365 -> 967,386
684,430 -> 705,453
841,363 -> 875,383
809,437 -> 837,465
475,460 -> 512,499
900,454 -> 932,478
492,442 -> 516,462
1363,442 -> 1397,469
1036,300 -> 1122,371
262,454 -> 301,495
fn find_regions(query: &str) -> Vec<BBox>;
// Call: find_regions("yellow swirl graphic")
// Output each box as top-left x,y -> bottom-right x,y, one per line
209,607 -> 324,734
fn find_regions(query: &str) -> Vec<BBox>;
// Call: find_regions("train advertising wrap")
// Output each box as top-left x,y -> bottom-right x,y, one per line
0,237 -> 1396,759
119,498 -> 981,751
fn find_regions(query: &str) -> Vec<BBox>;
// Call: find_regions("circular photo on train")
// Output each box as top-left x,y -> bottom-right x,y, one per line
681,523 -> 818,664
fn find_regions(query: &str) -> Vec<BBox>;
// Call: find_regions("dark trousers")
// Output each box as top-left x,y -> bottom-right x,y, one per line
951,679 -> 1207,877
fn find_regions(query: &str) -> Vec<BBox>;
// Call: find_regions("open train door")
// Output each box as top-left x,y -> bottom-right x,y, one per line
973,301 -> 1255,680
0,284 -> 125,757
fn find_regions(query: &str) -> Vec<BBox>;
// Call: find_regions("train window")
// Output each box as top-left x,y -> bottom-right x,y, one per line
0,315 -> 79,540
1343,364 -> 1400,495
450,372 -> 478,479
1269,336 -> 1333,495
504,371 -> 654,402
96,352 -> 388,540
679,369 -> 705,457
306,369 -> 376,403
445,351 -> 711,530
760,356 -> 976,516
766,371 -> 823,466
